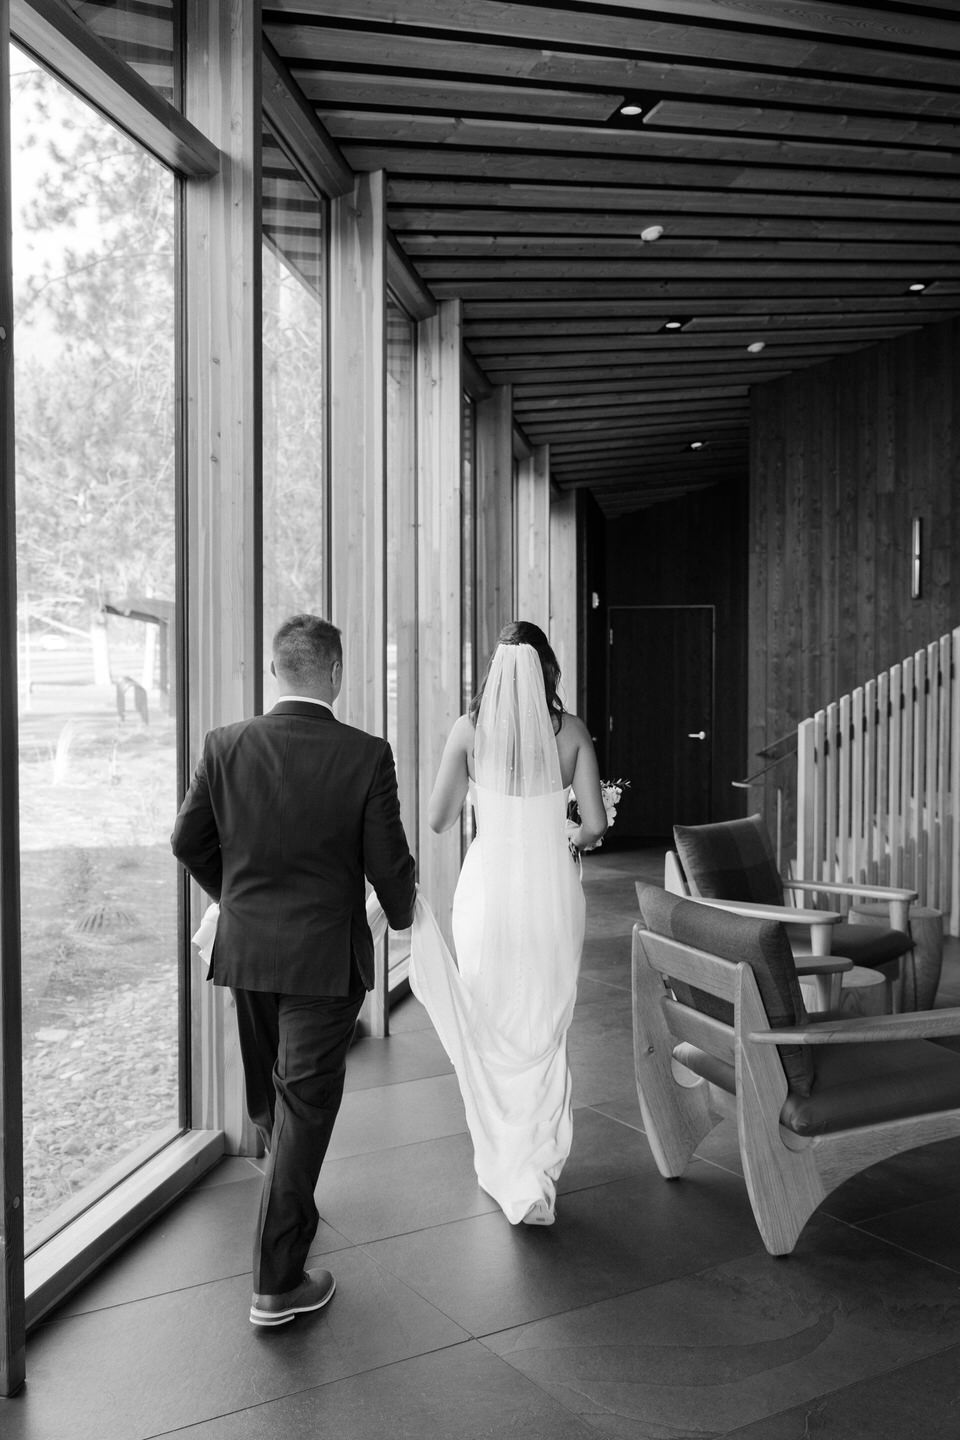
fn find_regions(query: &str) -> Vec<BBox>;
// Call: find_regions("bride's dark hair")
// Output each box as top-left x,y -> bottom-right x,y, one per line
469,620 -> 565,733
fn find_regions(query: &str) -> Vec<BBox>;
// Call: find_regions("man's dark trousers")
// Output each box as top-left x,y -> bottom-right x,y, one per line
233,968 -> 366,1295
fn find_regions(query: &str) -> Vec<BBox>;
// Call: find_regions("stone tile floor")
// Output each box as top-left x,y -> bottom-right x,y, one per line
5,847 -> 960,1439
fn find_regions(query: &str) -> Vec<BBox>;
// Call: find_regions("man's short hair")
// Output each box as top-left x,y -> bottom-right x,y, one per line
272,615 -> 342,683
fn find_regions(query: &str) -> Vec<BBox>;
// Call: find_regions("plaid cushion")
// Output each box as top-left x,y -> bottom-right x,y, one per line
674,814 -> 784,905
637,883 -> 814,1097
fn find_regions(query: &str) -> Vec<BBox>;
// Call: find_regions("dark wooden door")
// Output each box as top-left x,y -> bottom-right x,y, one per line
607,606 -> 714,840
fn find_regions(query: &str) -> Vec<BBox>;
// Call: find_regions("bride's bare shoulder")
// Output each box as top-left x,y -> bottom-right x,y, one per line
559,711 -> 591,744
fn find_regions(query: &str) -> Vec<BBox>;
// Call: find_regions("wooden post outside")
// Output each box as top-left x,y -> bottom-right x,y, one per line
417,300 -> 463,947
0,0 -> 26,1395
183,0 -> 262,1154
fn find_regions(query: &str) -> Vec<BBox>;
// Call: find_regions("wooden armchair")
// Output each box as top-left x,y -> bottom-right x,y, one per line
633,885 -> 960,1255
667,814 -> 917,1010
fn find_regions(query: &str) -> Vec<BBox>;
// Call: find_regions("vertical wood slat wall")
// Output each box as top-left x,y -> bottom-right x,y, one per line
749,314 -> 960,854
797,627 -> 960,936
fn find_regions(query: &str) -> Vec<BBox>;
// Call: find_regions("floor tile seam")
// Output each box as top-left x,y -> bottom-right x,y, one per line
471,1335 -> 622,1440
577,1101 -> 646,1135
467,1252 -> 766,1350
37,1235 -> 364,1326
343,1061 -> 455,1094
715,1342 -> 960,1438
352,1240 -> 486,1335
323,1120 -> 470,1167
827,1212 -> 960,1275
141,1336 -> 481,1440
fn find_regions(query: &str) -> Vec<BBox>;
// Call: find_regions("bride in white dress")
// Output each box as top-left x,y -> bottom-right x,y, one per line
413,620 -> 607,1226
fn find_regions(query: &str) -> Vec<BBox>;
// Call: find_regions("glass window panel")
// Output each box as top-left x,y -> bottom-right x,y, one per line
261,124 -> 327,699
63,1 -> 179,104
10,46 -> 181,1248
386,296 -> 418,983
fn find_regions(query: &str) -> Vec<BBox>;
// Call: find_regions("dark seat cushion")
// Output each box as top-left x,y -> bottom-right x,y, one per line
674,1033 -> 960,1138
637,885 -> 813,1096
827,921 -> 912,970
674,814 -> 784,905
781,1038 -> 960,1136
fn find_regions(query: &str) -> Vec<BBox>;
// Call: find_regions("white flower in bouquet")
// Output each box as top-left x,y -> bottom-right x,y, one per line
567,779 -> 630,853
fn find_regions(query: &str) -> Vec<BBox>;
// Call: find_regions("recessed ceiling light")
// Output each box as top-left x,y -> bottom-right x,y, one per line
908,281 -> 928,293
619,103 -> 643,116
662,318 -> 685,331
689,440 -> 706,451
747,341 -> 766,354
640,224 -> 664,242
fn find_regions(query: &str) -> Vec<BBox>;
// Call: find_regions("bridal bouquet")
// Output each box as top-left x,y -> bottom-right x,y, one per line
567,778 -> 630,852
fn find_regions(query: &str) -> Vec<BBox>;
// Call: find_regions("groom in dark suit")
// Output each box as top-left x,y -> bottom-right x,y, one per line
171,614 -> 416,1326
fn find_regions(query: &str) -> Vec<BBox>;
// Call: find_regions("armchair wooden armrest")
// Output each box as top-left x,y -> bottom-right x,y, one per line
687,895 -> 842,957
785,879 -> 917,903
785,878 -> 917,933
793,957 -> 853,976
750,1006 -> 960,1045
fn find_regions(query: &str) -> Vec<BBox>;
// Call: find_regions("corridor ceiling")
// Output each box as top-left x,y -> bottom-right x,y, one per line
263,1 -> 960,516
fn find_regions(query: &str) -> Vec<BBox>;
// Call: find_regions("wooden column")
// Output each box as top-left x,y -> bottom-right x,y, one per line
476,383 -> 515,663
417,300 -> 463,945
329,170 -> 387,737
329,170 -> 388,1031
183,0 -> 262,1153
0,0 -> 26,1397
515,443 -> 551,632
550,488 -> 579,718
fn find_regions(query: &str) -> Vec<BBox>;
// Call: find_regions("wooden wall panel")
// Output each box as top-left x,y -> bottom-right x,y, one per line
750,314 -> 960,856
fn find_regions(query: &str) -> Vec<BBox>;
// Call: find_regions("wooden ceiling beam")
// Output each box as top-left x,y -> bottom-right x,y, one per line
386,179 -> 960,223
645,99 -> 960,149
328,114 -> 960,177
436,279 -> 944,300
569,0 -> 960,52
281,31 -> 960,120
416,259 -> 960,281
296,70 -> 622,122
390,208 -> 960,244
398,236 -> 960,264
467,329 -> 912,357
343,145 -> 960,200
459,293 -> 958,319
266,1 -> 960,88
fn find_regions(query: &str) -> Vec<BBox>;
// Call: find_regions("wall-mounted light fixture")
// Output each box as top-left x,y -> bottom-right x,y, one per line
912,515 -> 922,599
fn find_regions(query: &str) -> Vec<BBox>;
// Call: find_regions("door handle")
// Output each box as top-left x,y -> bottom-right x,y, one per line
687,731 -> 707,740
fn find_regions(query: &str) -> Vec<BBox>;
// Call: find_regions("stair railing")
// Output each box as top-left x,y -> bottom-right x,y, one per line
796,628 -> 960,936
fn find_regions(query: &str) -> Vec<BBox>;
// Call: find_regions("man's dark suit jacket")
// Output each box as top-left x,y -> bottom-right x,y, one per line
171,700 -> 416,995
